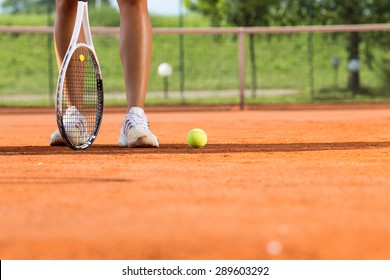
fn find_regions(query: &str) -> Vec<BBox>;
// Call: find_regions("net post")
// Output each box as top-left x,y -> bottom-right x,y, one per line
239,29 -> 246,110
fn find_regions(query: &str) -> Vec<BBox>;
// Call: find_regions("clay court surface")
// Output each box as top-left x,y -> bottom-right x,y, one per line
1,104 -> 390,260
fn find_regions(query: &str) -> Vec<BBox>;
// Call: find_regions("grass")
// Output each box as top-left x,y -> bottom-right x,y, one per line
1,8 -> 390,107
0,14 -> 49,26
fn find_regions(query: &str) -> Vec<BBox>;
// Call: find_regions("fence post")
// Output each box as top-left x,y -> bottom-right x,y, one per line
307,0 -> 315,102
239,29 -> 246,110
47,0 -> 54,106
178,0 -> 185,104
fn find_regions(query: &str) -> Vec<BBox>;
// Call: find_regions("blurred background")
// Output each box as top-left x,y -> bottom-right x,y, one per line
0,0 -> 389,107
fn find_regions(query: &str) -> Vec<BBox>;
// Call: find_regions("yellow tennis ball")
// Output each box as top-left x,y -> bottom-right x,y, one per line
186,128 -> 207,148
79,54 -> 85,62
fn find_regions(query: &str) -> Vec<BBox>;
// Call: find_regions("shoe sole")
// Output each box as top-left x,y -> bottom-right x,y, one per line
118,133 -> 159,148
129,136 -> 159,148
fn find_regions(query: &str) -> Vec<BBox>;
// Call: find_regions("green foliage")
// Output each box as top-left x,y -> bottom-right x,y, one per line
88,5 -> 120,27
184,0 -> 279,27
272,0 -> 390,26
217,0 -> 279,26
1,2 -> 390,107
270,0 -> 390,91
150,13 -> 210,27
1,0 -> 55,14
376,51 -> 390,89
184,0 -> 221,26
185,0 -> 281,98
0,14 -> 48,26
1,29 -> 389,107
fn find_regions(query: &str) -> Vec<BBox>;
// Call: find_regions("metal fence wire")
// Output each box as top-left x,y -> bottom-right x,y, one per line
0,24 -> 390,107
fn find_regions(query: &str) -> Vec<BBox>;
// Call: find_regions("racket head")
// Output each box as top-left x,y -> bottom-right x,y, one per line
56,44 -> 104,150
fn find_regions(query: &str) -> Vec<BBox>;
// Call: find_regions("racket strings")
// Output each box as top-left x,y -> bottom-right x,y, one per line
62,46 -> 100,146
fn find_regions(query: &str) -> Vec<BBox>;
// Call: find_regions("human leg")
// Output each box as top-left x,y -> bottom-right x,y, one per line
50,0 -> 86,146
54,0 -> 78,67
117,0 -> 158,148
117,0 -> 152,109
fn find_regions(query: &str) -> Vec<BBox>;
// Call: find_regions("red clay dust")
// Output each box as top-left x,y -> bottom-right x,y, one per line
1,104 -> 390,260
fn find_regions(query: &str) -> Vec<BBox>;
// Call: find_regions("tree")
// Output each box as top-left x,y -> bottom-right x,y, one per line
218,0 -> 278,97
183,0 -> 221,27
1,0 -> 36,14
272,0 -> 390,92
185,0 -> 278,97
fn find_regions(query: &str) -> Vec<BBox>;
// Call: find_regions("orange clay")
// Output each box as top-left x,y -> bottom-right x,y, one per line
1,104 -> 390,260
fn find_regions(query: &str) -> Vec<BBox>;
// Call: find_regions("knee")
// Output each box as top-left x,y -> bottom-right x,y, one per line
56,0 -> 77,15
117,0 -> 148,11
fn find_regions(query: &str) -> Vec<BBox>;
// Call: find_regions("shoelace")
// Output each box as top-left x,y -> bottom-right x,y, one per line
74,120 -> 86,133
123,113 -> 149,136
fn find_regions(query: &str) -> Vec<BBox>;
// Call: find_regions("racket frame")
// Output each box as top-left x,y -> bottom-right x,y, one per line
56,0 -> 103,150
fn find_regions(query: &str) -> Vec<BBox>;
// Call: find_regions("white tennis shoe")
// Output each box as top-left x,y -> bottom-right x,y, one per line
118,107 -> 159,148
49,106 -> 88,146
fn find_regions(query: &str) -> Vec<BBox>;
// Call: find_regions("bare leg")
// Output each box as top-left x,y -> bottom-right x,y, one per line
117,0 -> 152,111
55,0 -> 87,108
50,0 -> 84,146
116,0 -> 158,148
54,0 -> 77,68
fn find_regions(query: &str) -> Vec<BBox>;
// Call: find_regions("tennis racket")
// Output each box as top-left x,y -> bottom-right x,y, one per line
56,0 -> 103,150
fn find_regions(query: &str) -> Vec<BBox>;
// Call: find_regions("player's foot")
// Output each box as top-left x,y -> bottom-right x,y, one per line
49,129 -> 64,146
49,106 -> 88,146
118,107 -> 159,148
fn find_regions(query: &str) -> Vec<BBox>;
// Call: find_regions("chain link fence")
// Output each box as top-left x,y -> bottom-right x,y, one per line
0,24 -> 389,107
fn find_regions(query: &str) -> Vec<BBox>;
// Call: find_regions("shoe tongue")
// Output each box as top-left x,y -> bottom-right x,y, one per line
66,106 -> 78,115
129,107 -> 145,116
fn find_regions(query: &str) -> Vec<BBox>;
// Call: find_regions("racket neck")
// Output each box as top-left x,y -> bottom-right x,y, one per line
81,2 -> 94,48
70,1 -> 94,50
